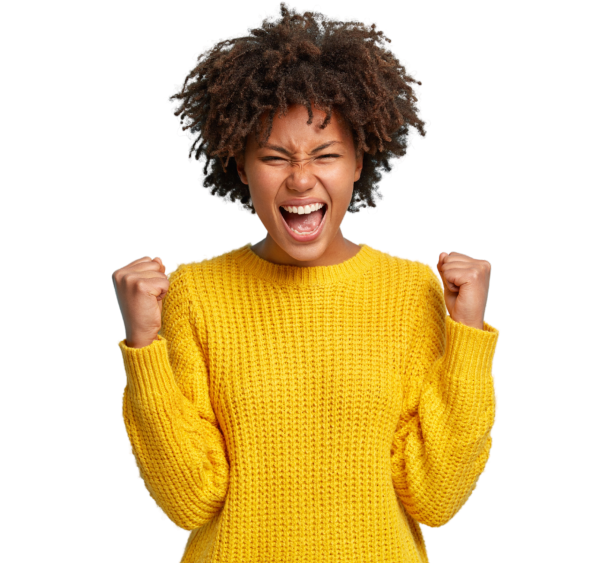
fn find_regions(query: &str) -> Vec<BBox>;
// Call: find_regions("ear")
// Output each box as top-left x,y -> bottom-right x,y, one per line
236,152 -> 248,185
354,149 -> 364,183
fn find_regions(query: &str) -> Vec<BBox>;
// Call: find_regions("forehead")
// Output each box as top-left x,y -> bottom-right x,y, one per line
253,104 -> 352,149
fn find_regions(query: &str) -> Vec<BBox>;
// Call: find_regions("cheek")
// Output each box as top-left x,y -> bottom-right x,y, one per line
246,166 -> 282,208
253,167 -> 283,187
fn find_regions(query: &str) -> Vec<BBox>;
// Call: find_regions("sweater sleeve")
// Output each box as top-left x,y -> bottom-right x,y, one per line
390,264 -> 499,527
118,265 -> 229,531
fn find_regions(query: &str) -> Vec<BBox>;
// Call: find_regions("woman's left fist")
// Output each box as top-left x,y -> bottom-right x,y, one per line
436,252 -> 491,330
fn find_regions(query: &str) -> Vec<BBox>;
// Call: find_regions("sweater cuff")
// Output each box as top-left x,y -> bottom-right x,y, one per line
118,334 -> 179,404
443,315 -> 499,377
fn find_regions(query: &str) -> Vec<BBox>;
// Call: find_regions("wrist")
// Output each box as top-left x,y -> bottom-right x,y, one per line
125,332 -> 160,349
450,316 -> 484,330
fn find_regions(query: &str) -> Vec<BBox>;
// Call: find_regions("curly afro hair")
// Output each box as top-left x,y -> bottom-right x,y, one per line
169,3 -> 426,214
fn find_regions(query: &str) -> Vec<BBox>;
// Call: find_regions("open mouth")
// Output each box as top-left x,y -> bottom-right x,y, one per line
279,203 -> 328,242
279,204 -> 327,235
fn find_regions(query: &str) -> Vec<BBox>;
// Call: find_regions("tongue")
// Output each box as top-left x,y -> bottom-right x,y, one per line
282,207 -> 324,232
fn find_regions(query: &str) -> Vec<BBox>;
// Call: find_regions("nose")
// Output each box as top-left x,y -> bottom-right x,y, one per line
287,158 -> 316,193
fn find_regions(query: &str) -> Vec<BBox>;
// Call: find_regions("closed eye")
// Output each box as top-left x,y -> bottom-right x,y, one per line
261,154 -> 340,160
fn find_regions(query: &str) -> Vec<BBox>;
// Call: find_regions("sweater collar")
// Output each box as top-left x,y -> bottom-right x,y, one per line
231,242 -> 379,287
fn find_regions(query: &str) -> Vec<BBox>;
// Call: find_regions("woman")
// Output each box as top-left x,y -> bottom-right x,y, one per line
112,5 -> 499,562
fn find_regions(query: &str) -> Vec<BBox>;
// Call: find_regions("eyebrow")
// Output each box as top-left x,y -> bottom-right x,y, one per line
262,140 -> 341,156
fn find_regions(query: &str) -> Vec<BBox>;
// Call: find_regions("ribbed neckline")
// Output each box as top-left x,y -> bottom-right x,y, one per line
231,242 -> 380,286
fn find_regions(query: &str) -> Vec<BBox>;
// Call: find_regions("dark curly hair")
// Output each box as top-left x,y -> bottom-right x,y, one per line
169,3 -> 426,214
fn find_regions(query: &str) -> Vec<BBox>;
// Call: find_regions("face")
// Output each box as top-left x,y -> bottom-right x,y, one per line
236,104 -> 363,266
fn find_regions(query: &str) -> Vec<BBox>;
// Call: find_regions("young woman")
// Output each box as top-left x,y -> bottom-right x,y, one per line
112,5 -> 499,562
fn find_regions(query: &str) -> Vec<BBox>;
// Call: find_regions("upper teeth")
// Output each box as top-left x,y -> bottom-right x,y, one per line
282,203 -> 325,214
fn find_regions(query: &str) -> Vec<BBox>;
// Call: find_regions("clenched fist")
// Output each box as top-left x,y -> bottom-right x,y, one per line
112,256 -> 169,348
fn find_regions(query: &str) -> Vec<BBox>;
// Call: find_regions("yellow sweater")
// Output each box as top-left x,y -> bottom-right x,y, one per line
118,242 -> 499,563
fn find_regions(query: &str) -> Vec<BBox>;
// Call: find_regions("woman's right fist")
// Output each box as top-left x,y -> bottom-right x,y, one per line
112,256 -> 169,348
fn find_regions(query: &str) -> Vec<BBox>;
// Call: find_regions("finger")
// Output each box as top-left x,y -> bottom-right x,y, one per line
134,256 -> 156,264
439,258 -> 474,267
440,273 -> 460,292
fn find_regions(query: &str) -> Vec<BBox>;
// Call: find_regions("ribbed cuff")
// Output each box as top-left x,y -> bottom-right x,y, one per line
446,314 -> 500,356
118,334 -> 179,404
433,315 -> 499,421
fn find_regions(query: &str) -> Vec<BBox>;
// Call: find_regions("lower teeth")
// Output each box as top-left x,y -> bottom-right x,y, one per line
291,225 -> 320,235
284,207 -> 326,236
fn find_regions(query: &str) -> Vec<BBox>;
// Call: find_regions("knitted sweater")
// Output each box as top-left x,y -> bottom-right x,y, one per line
118,242 -> 499,563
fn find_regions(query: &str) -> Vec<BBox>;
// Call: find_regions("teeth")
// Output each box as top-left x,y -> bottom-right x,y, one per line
291,226 -> 319,235
282,203 -> 324,214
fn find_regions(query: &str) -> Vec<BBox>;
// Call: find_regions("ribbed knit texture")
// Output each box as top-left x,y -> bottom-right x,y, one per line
118,242 -> 499,563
